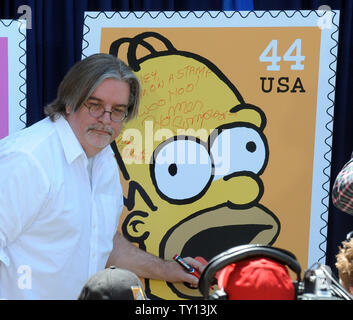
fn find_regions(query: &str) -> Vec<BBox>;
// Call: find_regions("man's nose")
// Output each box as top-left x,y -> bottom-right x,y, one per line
99,110 -> 112,124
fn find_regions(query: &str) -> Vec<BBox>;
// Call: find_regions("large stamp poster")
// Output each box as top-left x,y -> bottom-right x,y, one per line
83,10 -> 339,299
0,20 -> 26,139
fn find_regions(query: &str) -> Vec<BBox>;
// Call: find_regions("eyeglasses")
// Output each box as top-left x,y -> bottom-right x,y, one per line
84,101 -> 128,122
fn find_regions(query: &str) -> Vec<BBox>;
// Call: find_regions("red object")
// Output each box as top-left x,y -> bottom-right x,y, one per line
217,257 -> 295,300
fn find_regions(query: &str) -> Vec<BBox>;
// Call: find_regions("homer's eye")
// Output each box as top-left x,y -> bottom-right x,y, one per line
210,126 -> 268,178
151,137 -> 214,204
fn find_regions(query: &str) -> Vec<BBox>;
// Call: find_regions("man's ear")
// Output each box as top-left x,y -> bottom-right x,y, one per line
349,286 -> 353,295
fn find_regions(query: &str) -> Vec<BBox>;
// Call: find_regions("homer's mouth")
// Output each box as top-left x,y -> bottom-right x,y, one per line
159,203 -> 280,299
180,224 -> 273,261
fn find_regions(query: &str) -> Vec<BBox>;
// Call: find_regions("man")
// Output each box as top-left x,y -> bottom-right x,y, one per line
0,53 -> 203,299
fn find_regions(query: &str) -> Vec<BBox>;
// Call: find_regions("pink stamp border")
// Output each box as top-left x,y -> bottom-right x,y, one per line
0,37 -> 8,139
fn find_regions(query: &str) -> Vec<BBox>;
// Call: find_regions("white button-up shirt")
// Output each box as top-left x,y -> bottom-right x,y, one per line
0,116 -> 123,299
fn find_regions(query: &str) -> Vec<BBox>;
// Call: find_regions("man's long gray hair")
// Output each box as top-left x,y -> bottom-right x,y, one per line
44,53 -> 140,122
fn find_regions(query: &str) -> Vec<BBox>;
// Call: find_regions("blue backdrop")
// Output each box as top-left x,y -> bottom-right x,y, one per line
1,0 -> 352,277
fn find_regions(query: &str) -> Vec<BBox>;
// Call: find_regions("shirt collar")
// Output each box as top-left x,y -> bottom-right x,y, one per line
53,116 -> 115,165
53,116 -> 87,165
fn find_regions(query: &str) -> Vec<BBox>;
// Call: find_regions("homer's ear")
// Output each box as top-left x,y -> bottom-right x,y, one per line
122,210 -> 150,246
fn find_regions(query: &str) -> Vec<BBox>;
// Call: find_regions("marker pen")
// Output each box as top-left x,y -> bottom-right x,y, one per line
173,254 -> 201,278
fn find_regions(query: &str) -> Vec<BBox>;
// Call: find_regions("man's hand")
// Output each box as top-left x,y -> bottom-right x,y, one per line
165,257 -> 206,287
106,232 -> 206,286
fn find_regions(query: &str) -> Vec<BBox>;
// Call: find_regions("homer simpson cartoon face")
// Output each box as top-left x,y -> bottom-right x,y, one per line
110,32 -> 280,300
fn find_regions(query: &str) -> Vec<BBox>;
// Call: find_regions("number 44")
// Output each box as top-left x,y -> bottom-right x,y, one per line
260,39 -> 305,71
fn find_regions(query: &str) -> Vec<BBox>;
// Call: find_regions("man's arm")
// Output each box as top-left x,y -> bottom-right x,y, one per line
106,232 -> 204,286
332,158 -> 353,215
0,151 -> 50,267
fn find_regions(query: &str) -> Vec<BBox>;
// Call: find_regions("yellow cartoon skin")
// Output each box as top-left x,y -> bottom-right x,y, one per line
110,32 -> 280,299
